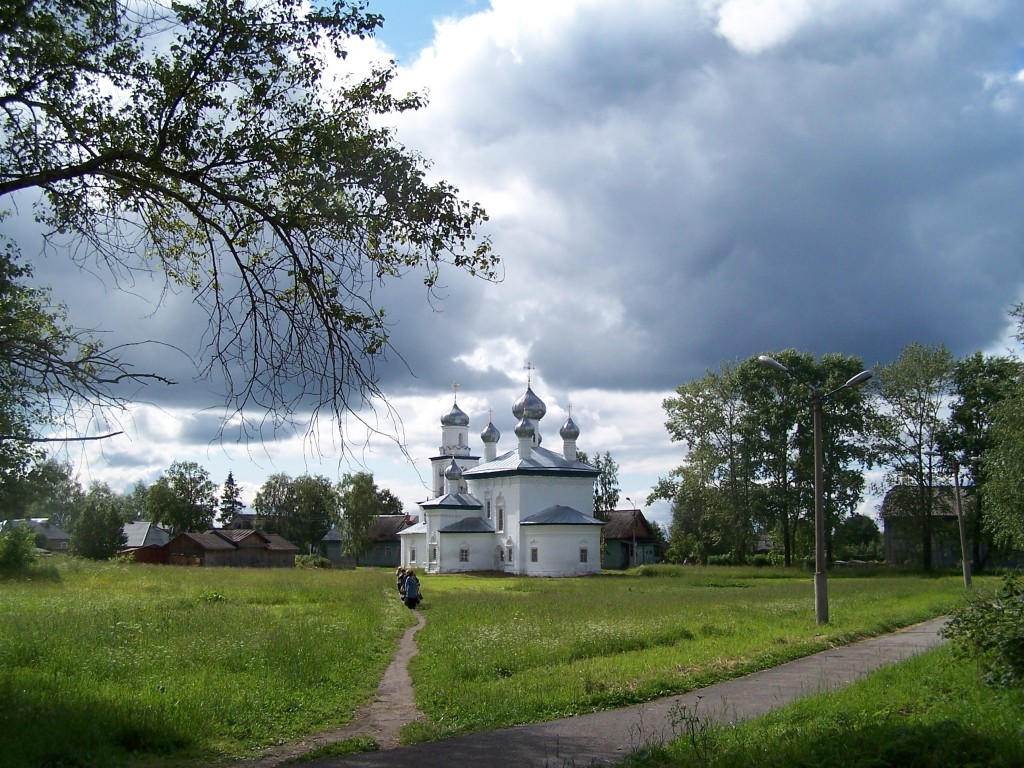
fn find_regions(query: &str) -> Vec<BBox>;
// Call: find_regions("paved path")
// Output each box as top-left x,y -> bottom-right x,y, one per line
303,617 -> 948,768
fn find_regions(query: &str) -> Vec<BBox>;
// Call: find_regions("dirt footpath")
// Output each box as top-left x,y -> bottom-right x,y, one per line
236,610 -> 426,767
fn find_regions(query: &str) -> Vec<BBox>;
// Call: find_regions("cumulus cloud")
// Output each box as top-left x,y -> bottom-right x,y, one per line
13,0 -> 1024,522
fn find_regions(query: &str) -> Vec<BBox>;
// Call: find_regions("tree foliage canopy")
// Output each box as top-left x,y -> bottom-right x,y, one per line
0,0 -> 497,449
146,460 -> 216,533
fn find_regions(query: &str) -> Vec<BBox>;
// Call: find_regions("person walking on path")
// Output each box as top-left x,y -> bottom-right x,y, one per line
402,569 -> 421,609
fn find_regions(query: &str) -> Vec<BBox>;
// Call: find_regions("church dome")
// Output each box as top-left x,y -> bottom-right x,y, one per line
445,459 -> 463,481
512,386 -> 546,422
441,400 -> 470,427
481,420 -> 500,443
560,416 -> 580,440
514,416 -> 535,439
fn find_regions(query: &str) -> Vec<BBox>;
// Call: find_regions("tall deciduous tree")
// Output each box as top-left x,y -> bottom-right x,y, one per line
867,342 -> 955,571
146,461 -> 216,534
337,471 -> 393,561
662,361 -> 757,563
20,458 -> 84,530
287,475 -> 339,553
579,450 -> 620,520
0,259 -> 133,505
983,305 -> 1024,551
70,483 -> 128,559
0,0 -> 497,448
937,351 -> 1024,567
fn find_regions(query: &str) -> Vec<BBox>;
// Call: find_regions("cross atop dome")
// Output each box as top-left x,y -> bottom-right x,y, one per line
524,361 -> 535,386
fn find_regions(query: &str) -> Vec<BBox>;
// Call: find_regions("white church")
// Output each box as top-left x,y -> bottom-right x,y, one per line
399,377 -> 604,577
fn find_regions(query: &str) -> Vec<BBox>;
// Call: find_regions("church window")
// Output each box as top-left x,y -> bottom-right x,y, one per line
500,549 -> 505,562
486,500 -> 491,519
429,546 -> 437,562
507,546 -> 513,563
580,548 -> 589,563
530,547 -> 538,563
497,502 -> 504,532
459,547 -> 469,562
410,548 -> 416,563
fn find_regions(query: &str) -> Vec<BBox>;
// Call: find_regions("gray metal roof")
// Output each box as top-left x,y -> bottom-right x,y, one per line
521,505 -> 603,526
419,492 -> 483,510
122,521 -> 170,548
439,517 -> 496,533
463,445 -> 599,479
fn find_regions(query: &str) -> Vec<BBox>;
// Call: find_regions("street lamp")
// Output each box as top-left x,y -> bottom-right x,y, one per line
758,355 -> 873,625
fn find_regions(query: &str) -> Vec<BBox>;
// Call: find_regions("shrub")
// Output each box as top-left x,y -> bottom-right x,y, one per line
295,554 -> 333,569
0,524 -> 37,574
941,571 -> 1024,687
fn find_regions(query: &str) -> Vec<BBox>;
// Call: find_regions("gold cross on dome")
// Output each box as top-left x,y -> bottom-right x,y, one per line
451,381 -> 460,401
524,361 -> 535,385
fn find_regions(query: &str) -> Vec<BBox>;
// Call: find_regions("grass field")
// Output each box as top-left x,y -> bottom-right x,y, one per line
0,559 -> 999,766
620,645 -> 1024,768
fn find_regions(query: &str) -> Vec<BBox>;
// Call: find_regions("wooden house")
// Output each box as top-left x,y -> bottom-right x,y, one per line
880,484 -> 989,568
0,519 -> 70,552
601,509 -> 660,569
165,529 -> 298,567
359,515 -> 419,567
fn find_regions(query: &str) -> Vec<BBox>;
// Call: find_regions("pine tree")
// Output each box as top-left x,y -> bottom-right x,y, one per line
217,472 -> 245,528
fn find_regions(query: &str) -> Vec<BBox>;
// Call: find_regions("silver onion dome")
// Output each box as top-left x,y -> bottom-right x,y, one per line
445,459 -> 463,481
481,420 -> 500,443
560,416 -> 580,440
514,416 -> 535,439
512,386 -> 546,422
441,401 -> 470,427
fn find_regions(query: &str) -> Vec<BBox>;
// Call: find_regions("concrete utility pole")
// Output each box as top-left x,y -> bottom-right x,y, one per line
759,355 -> 872,626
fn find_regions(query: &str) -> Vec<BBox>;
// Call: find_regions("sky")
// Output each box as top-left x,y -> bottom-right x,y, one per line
14,0 -> 1024,528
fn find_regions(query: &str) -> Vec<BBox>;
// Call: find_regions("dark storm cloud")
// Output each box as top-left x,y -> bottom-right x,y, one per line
387,0 -> 1024,396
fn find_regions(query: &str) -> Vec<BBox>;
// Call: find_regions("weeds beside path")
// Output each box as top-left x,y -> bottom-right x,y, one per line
237,610 -> 426,767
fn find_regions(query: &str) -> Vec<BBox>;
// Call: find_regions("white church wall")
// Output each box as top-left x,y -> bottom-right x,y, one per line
521,526 -> 602,577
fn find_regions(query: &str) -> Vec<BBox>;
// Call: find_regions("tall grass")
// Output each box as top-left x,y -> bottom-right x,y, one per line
621,645 -> 1024,767
0,560 -> 410,767
408,566 -> 991,740
1,560 -> 994,766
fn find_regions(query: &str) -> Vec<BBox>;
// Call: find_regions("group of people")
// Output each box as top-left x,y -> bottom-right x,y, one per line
396,566 -> 421,609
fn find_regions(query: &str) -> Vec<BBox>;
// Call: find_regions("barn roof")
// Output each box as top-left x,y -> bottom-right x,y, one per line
879,485 -> 975,519
367,514 -> 420,541
602,509 -> 657,541
177,532 -> 236,550
122,521 -> 170,549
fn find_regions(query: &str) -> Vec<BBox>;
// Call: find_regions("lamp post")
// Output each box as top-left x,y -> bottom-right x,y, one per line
758,355 -> 873,625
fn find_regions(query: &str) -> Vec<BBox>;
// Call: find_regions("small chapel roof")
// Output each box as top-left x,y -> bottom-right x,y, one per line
439,517 -> 496,533
419,492 -> 483,510
521,505 -> 603,526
